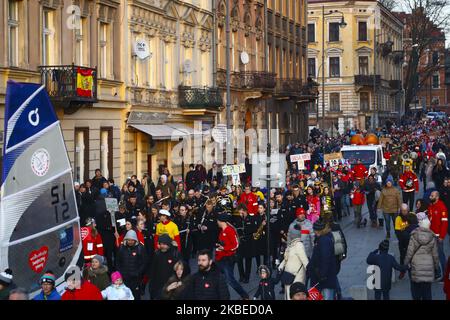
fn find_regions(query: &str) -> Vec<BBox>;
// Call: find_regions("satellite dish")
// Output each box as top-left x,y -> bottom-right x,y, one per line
240,51 -> 250,65
133,39 -> 150,60
184,59 -> 193,73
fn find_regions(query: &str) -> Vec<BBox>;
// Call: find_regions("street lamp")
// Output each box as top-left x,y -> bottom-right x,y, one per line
321,6 -> 346,130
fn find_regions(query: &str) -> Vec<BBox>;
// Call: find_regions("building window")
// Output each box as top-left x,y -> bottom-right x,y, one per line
99,22 -> 113,79
329,57 -> 340,77
307,23 -> 315,42
308,58 -> 316,77
329,93 -> 340,111
360,92 -> 370,111
432,97 -> 440,105
432,74 -> 439,88
74,128 -> 89,183
100,128 -> 113,180
75,17 -> 88,66
358,21 -> 367,41
359,56 -> 369,75
329,22 -> 340,42
432,51 -> 439,65
8,0 -> 19,67
42,9 -> 56,65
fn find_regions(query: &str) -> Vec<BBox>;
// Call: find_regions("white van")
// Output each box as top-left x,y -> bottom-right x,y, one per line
340,144 -> 386,175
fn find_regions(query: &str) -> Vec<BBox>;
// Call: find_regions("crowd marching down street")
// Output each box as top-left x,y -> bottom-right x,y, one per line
1,119 -> 450,301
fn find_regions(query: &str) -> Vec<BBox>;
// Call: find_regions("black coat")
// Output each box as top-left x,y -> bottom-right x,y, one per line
254,278 -> 277,300
116,243 -> 148,282
92,176 -> 108,191
236,215 -> 259,258
207,169 -> 223,185
185,264 -> 230,300
186,170 -> 198,191
195,208 -> 219,251
149,248 -> 181,299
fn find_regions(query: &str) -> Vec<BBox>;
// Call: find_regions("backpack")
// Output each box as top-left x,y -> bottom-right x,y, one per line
331,230 -> 346,261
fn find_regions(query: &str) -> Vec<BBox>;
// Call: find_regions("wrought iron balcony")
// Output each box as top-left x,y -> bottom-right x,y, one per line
389,80 -> 402,90
39,65 -> 97,111
276,78 -> 303,96
178,86 -> 223,109
216,69 -> 276,90
355,74 -> 381,87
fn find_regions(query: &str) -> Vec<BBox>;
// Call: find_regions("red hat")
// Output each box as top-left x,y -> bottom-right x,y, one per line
296,207 -> 306,217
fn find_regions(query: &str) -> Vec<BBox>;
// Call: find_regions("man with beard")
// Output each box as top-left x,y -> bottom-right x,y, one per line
428,191 -> 448,276
185,250 -> 230,300
195,200 -> 219,252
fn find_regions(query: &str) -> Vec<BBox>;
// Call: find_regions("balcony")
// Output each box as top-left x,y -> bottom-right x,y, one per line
216,69 -> 276,90
178,86 -> 223,109
389,80 -> 402,90
354,74 -> 381,87
276,78 -> 303,96
39,65 -> 97,113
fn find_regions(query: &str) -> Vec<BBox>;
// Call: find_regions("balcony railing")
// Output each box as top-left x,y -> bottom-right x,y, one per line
389,80 -> 402,90
178,86 -> 223,109
354,74 -> 381,87
39,65 -> 98,104
276,78 -> 302,96
217,69 -> 276,90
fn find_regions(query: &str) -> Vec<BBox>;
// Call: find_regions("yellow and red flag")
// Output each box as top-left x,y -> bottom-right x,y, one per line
76,68 -> 94,97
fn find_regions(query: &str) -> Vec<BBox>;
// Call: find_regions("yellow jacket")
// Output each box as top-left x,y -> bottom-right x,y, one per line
394,216 -> 408,231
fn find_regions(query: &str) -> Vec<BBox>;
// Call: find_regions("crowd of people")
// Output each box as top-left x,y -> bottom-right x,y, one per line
1,118 -> 450,301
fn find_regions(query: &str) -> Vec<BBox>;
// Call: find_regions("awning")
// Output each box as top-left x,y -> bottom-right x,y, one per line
129,124 -> 190,140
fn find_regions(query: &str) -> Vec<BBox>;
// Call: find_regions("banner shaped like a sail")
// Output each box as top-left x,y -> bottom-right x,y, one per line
0,81 -> 81,293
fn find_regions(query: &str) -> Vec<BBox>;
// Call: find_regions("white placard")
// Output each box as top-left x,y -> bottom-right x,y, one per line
223,164 -> 246,176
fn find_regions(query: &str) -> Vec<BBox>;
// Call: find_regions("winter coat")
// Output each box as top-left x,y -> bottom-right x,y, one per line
116,243 -> 148,282
254,278 -> 277,300
279,238 -> 309,285
351,189 -> 365,206
61,281 -> 103,300
287,218 -> 315,258
161,274 -> 192,300
404,227 -> 440,283
149,248 -> 181,298
101,284 -> 134,300
185,263 -> 230,300
307,232 -> 337,290
377,186 -> 402,214
82,265 -> 110,291
33,289 -> 61,300
366,249 -> 406,291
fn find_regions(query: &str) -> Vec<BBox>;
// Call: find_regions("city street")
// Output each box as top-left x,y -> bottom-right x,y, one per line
188,183 -> 450,300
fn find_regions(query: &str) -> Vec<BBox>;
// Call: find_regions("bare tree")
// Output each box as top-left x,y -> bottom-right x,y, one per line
399,0 -> 450,112
379,0 -> 398,10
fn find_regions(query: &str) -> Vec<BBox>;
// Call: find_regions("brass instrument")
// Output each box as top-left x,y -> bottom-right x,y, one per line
253,221 -> 266,240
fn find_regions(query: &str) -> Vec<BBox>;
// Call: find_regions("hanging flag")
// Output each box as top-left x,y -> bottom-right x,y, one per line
76,67 -> 94,97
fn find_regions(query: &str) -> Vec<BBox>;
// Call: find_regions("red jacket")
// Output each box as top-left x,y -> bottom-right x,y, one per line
215,224 -> 239,262
81,227 -> 104,263
428,200 -> 448,240
351,189 -> 365,206
399,171 -> 419,192
352,164 -> 368,180
61,281 -> 103,300
238,192 -> 259,215
383,151 -> 391,161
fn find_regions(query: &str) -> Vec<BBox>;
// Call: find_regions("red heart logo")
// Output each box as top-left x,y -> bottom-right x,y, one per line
168,259 -> 172,264
28,246 -> 49,273
80,227 -> 89,241
204,283 -> 210,288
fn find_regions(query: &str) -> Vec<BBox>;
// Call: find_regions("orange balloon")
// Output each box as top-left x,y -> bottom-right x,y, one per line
350,134 -> 365,145
365,133 -> 379,145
